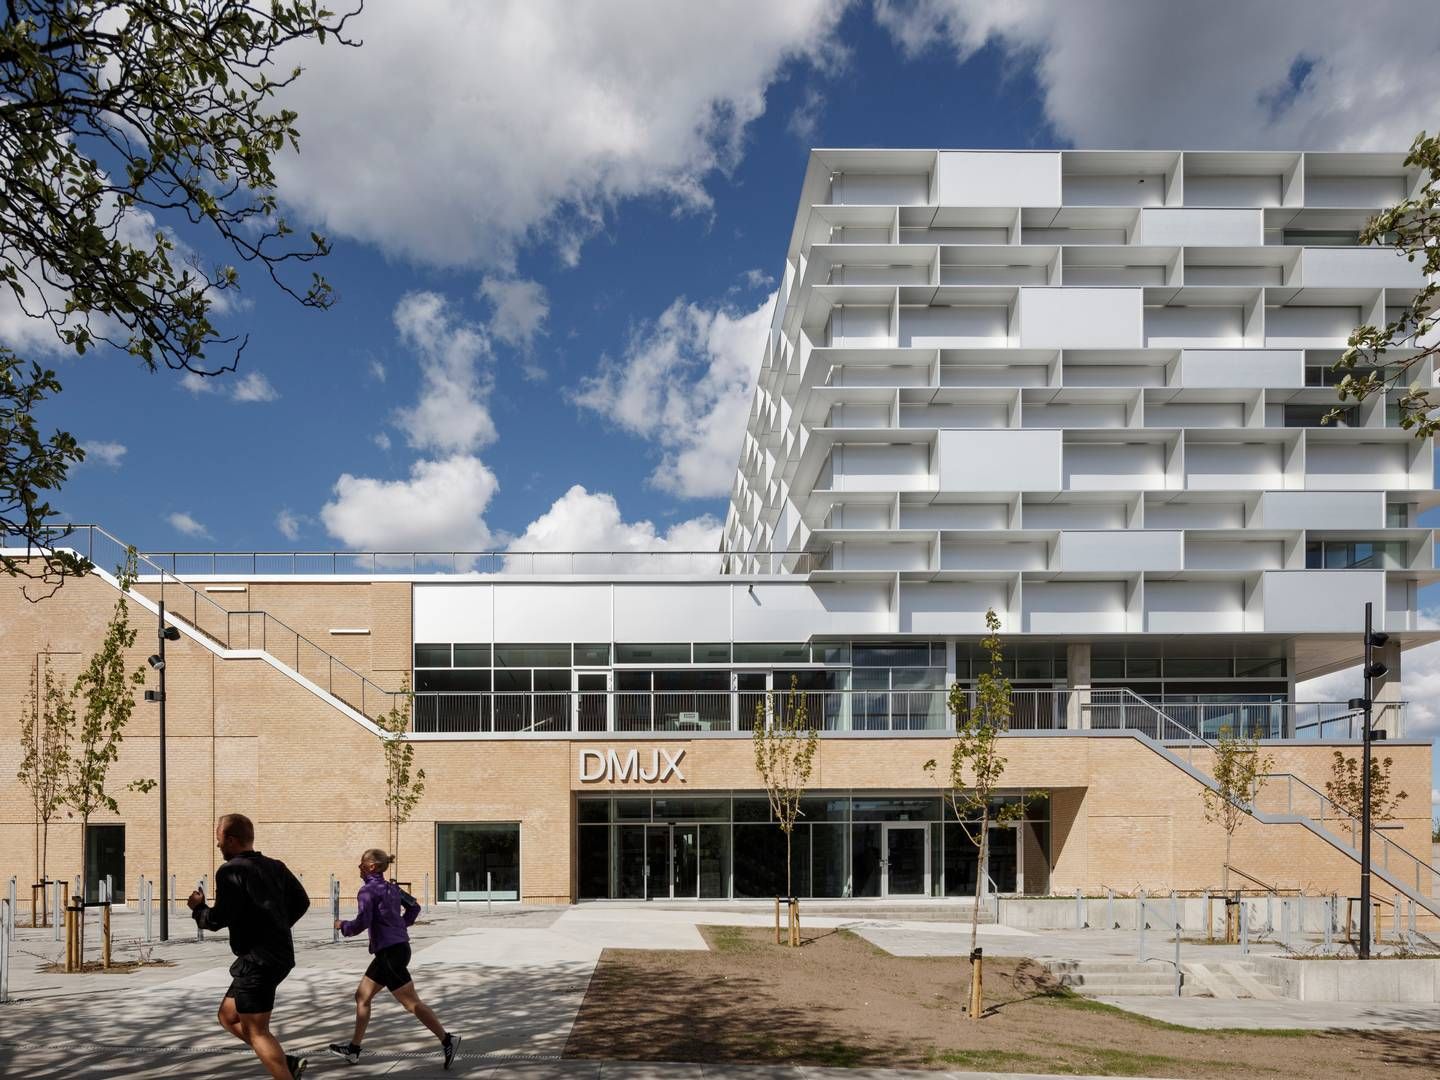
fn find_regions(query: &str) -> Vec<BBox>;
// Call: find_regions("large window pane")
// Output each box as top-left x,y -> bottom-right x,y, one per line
733,823 -> 787,898
437,823 -> 519,900
943,823 -> 978,898
414,643 -> 451,667
699,824 -> 731,898
733,643 -> 811,664
452,643 -> 490,667
615,643 -> 690,664
495,644 -> 570,667
811,823 -> 848,897
851,823 -> 881,897
415,669 -> 491,692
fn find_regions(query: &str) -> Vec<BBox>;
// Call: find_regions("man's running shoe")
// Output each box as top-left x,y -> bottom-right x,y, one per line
442,1032 -> 461,1070
328,1042 -> 362,1064
286,1055 -> 308,1079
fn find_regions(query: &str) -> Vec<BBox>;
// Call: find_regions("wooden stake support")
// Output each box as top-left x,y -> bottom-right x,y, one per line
788,897 -> 800,947
968,948 -> 984,1021
774,896 -> 781,945
101,901 -> 111,969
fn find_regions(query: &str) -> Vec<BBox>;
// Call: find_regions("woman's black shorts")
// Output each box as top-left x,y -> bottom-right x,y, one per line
364,942 -> 413,991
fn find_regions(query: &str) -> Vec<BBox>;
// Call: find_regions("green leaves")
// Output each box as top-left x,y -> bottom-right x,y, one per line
378,679 -> 425,867
0,0 -> 359,583
1323,748 -> 1407,821
1331,130 -> 1440,436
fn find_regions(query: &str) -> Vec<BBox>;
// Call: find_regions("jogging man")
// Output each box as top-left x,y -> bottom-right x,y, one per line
188,813 -> 311,1079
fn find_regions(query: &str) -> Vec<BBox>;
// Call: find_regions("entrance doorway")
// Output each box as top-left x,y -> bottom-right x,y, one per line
882,823 -> 928,897
616,824 -> 699,899
85,823 -> 125,903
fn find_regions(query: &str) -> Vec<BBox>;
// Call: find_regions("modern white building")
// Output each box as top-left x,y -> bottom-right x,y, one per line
723,149 -> 1439,720
3,149 -> 1438,913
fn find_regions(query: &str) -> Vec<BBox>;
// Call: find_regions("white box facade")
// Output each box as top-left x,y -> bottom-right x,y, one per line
724,148 -> 1436,638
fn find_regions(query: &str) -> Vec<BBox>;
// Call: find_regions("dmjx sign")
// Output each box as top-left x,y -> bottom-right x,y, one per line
578,748 -> 686,784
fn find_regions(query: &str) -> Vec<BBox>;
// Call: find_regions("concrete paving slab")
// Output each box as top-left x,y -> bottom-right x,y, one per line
1091,995 -> 1440,1030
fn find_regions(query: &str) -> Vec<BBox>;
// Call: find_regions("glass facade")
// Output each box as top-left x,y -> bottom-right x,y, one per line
575,792 -> 1049,900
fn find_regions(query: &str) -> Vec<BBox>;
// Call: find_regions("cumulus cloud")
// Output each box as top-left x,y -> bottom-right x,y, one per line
573,292 -> 773,498
480,276 -> 550,380
320,455 -> 500,551
82,441 -> 127,468
271,2 -> 847,268
875,0 -> 1440,148
231,370 -> 279,403
391,291 -> 496,455
180,371 -> 219,395
167,511 -> 209,538
510,485 -> 722,552
372,432 -> 392,452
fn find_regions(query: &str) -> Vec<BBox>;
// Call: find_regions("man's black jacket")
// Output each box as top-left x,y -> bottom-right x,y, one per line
192,849 -> 310,969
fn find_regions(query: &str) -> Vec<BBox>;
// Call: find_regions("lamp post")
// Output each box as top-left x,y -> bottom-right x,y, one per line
1350,601 -> 1389,960
145,603 -> 181,941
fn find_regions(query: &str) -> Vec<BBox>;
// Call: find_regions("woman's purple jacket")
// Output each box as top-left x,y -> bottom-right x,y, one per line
339,872 -> 419,953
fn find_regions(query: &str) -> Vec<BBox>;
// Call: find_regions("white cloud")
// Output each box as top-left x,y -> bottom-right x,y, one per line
275,509 -> 304,541
272,2 -> 847,268
372,431 -> 392,452
510,485 -> 721,552
180,371 -> 219,394
368,358 -> 387,383
167,511 -> 209,538
391,291 -> 496,455
231,370 -> 279,403
874,0 -> 1440,148
572,293 -> 773,498
741,268 -> 776,289
320,456 -> 500,551
480,277 -> 550,350
82,441 -> 127,468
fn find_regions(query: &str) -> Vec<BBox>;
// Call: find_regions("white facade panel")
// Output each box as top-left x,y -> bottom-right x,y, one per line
1023,502 -> 1128,529
1305,443 -> 1409,489
1145,500 -> 1246,528
494,584 -> 612,642
832,172 -> 928,205
1256,491 -> 1385,529
1264,306 -> 1361,348
938,429 -> 1061,492
831,443 -> 931,491
829,306 -> 893,345
900,582 -> 1010,633
940,541 -> 1047,570
899,502 -> 1010,529
1146,307 -> 1244,348
1178,349 -> 1303,388
1018,288 -> 1143,349
1299,248 -> 1425,288
1262,571 -> 1385,632
935,151 -> 1060,206
1063,442 -> 1165,490
1145,580 -> 1246,632
1023,581 -> 1127,633
413,584 -> 492,642
1185,541 -> 1285,570
612,584 -> 731,642
899,305 -> 1009,347
1055,530 -> 1182,572
1136,208 -> 1262,246
733,581 -> 891,639
1184,442 -> 1283,489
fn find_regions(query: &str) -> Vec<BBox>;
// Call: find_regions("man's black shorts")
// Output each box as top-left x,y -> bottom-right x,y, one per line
364,942 -> 413,991
225,957 -> 292,1014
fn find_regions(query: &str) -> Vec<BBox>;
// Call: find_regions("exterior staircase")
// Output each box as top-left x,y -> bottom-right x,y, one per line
1048,960 -> 1183,998
1181,960 -> 1284,999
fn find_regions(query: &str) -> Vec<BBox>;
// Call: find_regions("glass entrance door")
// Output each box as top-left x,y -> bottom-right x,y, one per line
645,826 -> 669,899
574,670 -> 611,731
882,824 -> 928,897
671,825 -> 699,899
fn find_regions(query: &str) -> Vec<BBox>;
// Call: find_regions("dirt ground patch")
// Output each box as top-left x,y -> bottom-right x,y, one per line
563,926 -> 1440,1077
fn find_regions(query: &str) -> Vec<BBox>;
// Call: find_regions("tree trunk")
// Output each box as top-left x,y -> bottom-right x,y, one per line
77,818 -> 86,965
969,809 -> 990,1021
1222,831 -> 1231,894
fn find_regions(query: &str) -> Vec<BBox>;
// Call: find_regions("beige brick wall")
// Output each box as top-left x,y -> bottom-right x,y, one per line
2,570 -> 1433,906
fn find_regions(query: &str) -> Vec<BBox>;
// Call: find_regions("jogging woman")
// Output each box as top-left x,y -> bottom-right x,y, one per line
329,849 -> 459,1069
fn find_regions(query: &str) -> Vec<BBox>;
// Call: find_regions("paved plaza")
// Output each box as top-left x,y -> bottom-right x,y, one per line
1,902 -> 1437,1077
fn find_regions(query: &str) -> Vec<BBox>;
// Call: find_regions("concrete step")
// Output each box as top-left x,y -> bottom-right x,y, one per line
1045,959 -> 1182,998
1181,960 -> 1283,1000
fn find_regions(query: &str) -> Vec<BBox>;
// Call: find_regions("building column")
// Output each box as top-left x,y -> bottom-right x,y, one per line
1065,643 -> 1091,730
1372,638 -> 1403,737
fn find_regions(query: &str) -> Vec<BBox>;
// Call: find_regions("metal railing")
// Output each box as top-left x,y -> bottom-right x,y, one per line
14,524 -> 404,722
126,547 -> 822,577
1143,699 -> 1405,740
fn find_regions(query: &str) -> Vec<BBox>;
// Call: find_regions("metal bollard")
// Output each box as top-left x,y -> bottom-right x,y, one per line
423,873 -> 430,907
1323,895 -> 1333,952
1169,890 -> 1178,932
1075,888 -> 1084,929
1202,889 -> 1211,939
1393,893 -> 1402,942
169,874 -> 176,917
331,879 -> 341,944
1,898 -> 11,1003
105,875 -> 113,905
1279,899 -> 1289,948
144,877 -> 153,943
1107,887 -> 1115,930
1173,920 -> 1182,997
1239,898 -> 1250,956
455,873 -> 460,913
196,879 -> 205,941
1137,899 -> 1146,962
487,872 -> 493,915
1408,898 -> 1418,949
1265,894 -> 1273,935
52,881 -> 62,942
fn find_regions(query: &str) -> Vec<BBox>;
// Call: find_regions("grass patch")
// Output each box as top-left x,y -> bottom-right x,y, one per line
1060,1043 -> 1275,1077
928,1047 -> 1048,1069
704,924 -> 760,953
1040,988 -> 1311,1037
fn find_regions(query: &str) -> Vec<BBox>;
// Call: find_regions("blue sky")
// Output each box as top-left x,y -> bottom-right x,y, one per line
16,2 -> 1440,810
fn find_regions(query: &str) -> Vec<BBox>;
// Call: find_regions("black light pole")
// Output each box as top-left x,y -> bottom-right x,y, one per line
145,603 -> 181,941
1354,601 -> 1389,960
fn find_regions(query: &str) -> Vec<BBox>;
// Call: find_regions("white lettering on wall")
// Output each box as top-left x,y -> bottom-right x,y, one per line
577,747 -> 686,784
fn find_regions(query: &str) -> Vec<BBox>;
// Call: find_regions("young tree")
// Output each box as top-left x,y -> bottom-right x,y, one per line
1329,131 -> 1440,436
17,649 -> 74,912
63,555 -> 151,958
752,676 -> 818,944
924,608 -> 1026,1021
1323,749 -> 1408,822
377,679 -> 425,878
1200,728 -> 1274,895
0,1 -> 359,588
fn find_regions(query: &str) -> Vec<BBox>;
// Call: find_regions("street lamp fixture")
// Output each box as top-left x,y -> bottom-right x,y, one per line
143,604 -> 179,940
1356,605 -> 1390,959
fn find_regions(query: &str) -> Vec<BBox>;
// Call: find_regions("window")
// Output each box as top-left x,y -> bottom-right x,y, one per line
1306,540 -> 1406,570
413,643 -> 451,667
1282,229 -> 1360,246
1283,404 -> 1355,427
437,823 -> 519,900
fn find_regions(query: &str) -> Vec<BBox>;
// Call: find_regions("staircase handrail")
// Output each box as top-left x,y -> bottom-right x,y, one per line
17,524 -> 402,721
1222,864 -> 1280,896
